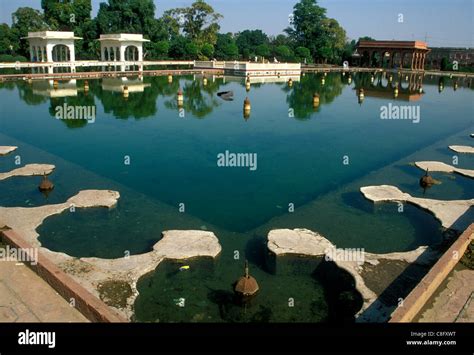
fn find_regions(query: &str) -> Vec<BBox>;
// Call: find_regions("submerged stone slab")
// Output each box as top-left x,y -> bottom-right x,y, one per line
0,190 -> 120,247
0,146 -> 17,156
415,161 -> 474,178
360,185 -> 474,230
1,177 -> 222,320
59,230 -> 222,320
268,228 -> 333,256
0,164 -> 55,181
449,145 -> 474,154
267,228 -> 437,323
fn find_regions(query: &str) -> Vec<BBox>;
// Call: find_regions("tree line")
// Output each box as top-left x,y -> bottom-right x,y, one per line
0,0 -> 363,64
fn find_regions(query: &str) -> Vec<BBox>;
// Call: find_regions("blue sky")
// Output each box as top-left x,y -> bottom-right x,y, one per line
0,0 -> 472,47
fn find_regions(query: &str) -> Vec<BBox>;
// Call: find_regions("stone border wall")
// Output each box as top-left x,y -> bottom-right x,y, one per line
1,229 -> 127,323
389,223 -> 474,322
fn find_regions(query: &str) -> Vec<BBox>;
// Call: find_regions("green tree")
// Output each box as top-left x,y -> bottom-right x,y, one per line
271,34 -> 292,47
95,0 -> 156,35
166,0 -> 222,45
41,0 -> 91,30
41,0 -> 95,58
285,0 -> 347,63
151,40 -> 170,59
11,7 -> 49,58
273,45 -> 293,62
200,43 -> 214,59
235,29 -> 269,59
320,18 -> 346,63
0,24 -> 19,56
295,46 -> 311,63
285,0 -> 328,62
255,44 -> 271,58
214,33 -> 238,60
184,41 -> 199,59
169,36 -> 188,59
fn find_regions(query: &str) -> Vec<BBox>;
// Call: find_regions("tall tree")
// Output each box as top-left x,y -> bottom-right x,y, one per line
166,0 -> 222,45
95,0 -> 156,35
11,7 -> 49,58
214,33 -> 238,60
285,0 -> 328,62
235,30 -> 269,59
320,18 -> 346,63
0,24 -> 19,56
42,0 -> 92,30
41,0 -> 95,59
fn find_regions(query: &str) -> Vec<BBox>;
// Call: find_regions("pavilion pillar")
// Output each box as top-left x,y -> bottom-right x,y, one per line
138,46 -> 143,71
68,44 -> 76,72
411,51 -> 415,70
46,43 -> 53,63
120,45 -> 126,72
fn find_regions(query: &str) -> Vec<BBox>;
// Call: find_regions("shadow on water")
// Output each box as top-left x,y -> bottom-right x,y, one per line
312,259 -> 364,323
134,253 -> 363,323
340,191 -> 375,214
358,247 -> 439,322
244,234 -> 273,274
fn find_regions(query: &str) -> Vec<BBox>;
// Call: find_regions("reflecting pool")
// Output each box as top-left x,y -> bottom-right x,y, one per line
0,72 -> 472,322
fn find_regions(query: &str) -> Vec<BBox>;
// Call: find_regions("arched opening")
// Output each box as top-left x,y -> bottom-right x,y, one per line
402,52 -> 412,69
382,51 -> 391,68
104,47 -> 109,61
109,47 -> 115,61
52,44 -> 71,62
371,51 -> 382,68
392,52 -> 402,69
361,51 -> 370,67
124,45 -> 139,61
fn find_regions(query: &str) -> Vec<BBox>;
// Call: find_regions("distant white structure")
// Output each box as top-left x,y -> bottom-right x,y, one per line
24,31 -> 82,73
195,61 -> 301,77
99,34 -> 150,71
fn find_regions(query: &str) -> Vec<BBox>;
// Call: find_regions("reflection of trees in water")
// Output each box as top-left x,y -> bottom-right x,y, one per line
164,77 -> 227,118
285,73 -> 344,120
16,81 -> 49,106
48,92 -> 96,129
9,76 -> 228,121
91,76 -> 180,120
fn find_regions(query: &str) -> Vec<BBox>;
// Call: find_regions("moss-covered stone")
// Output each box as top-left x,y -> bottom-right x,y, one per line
460,241 -> 473,270
97,280 -> 133,309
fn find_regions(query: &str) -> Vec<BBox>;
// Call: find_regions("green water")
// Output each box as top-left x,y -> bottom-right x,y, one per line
0,72 -> 472,322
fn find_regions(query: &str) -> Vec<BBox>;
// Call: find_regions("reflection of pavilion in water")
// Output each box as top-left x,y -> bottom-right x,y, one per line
222,75 -> 300,84
32,80 -> 78,98
101,77 -> 151,93
356,72 -> 425,102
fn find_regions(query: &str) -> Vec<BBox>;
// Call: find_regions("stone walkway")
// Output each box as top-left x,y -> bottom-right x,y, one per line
0,260 -> 88,322
416,265 -> 473,322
